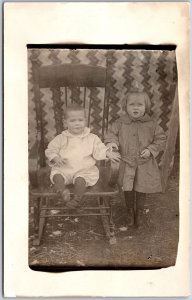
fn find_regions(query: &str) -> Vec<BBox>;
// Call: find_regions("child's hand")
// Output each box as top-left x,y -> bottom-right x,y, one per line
140,149 -> 151,159
106,143 -> 118,151
106,149 -> 121,162
52,156 -> 67,167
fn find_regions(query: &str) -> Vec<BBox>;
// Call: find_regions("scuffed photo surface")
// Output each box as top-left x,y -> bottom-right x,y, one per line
28,48 -> 179,270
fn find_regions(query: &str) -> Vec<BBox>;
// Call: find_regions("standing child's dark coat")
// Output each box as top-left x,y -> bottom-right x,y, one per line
105,114 -> 166,193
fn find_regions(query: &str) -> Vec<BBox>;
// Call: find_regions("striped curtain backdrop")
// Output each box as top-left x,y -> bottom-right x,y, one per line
28,49 -> 177,168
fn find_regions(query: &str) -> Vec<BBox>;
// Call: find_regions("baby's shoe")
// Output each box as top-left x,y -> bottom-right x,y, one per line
61,188 -> 70,203
66,195 -> 82,209
56,188 -> 70,204
127,208 -> 135,226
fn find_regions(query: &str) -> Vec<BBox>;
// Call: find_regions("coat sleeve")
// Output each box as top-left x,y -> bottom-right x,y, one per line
147,124 -> 167,158
104,121 -> 120,146
45,135 -> 62,162
92,135 -> 108,160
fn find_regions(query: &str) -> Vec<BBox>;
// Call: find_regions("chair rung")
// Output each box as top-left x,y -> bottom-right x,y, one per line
40,213 -> 109,217
31,191 -> 119,197
41,206 -> 110,210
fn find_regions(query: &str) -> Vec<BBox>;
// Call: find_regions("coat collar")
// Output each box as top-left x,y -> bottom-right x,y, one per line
117,113 -> 152,124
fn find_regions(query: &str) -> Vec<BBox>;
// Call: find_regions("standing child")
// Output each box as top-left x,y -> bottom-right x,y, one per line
105,91 -> 166,227
45,104 -> 120,208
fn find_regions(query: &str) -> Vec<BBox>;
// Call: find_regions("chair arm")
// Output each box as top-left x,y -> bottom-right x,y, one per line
29,166 -> 52,190
108,160 -> 120,186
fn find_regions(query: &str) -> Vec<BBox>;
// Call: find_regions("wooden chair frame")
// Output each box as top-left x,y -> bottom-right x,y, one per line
29,60 -> 120,246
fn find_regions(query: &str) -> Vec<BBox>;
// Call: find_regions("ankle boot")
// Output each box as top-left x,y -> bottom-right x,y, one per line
135,192 -> 146,228
127,208 -> 135,226
136,209 -> 145,228
124,191 -> 135,226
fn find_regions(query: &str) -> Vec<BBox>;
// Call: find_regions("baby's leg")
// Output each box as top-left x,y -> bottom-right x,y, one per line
74,177 -> 86,196
66,167 -> 98,208
53,174 -> 70,203
66,177 -> 86,208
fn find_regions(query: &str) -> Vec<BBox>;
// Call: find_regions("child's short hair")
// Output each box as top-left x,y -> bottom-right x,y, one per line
64,104 -> 86,119
122,90 -> 151,114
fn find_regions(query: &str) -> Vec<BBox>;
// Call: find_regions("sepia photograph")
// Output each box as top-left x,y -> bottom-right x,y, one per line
28,48 -> 179,271
4,2 -> 189,297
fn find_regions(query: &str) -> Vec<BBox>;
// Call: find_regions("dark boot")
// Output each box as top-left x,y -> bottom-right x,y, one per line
66,194 -> 82,208
127,208 -> 135,226
53,174 -> 70,203
66,177 -> 86,208
124,191 -> 135,226
135,192 -> 146,228
136,209 -> 145,228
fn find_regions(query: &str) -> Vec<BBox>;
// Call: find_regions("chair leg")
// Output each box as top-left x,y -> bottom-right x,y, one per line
108,198 -> 117,245
109,199 -> 115,234
33,196 -> 40,232
98,197 -> 116,245
33,197 -> 47,246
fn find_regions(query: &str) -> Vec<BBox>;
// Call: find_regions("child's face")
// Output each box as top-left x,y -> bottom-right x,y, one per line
126,94 -> 145,119
65,110 -> 86,135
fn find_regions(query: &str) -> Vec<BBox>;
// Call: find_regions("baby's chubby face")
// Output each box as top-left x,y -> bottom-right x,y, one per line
126,93 -> 146,119
65,110 -> 86,135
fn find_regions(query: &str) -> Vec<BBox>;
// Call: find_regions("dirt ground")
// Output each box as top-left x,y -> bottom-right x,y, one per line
29,161 -> 179,271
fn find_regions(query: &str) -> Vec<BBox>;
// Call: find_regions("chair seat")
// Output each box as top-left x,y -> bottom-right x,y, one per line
30,166 -> 119,197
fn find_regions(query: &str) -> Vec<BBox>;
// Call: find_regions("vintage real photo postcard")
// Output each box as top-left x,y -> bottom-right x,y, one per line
4,2 -> 190,297
28,47 -> 179,269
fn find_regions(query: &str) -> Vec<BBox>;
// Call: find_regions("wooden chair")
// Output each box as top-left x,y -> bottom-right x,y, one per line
29,61 -> 120,246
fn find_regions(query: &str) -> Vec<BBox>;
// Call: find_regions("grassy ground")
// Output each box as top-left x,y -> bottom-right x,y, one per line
29,167 -> 179,271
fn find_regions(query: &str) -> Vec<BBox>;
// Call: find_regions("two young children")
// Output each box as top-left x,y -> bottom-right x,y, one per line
45,90 -> 166,226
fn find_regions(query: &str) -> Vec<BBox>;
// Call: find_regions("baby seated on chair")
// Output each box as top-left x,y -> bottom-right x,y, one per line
45,104 -> 120,208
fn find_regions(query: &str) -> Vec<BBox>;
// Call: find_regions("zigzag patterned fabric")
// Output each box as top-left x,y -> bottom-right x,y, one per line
28,49 -> 177,164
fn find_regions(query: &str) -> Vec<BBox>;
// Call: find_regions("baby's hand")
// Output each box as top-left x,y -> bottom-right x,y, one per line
106,143 -> 118,151
106,149 -> 121,162
140,149 -> 151,159
52,156 -> 67,167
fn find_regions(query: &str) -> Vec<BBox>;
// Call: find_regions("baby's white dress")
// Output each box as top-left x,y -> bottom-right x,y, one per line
45,127 -> 108,186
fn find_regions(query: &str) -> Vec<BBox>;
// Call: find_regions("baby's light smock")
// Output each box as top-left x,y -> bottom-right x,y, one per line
45,127 -> 108,186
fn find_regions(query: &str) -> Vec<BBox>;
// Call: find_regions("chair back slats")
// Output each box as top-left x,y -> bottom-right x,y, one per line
65,87 -> 68,106
87,89 -> 92,127
51,87 -> 64,134
33,80 -> 47,167
102,58 -> 111,134
32,62 -> 110,167
71,87 -> 81,104
36,64 -> 106,88
83,87 -> 87,108
89,87 -> 107,138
